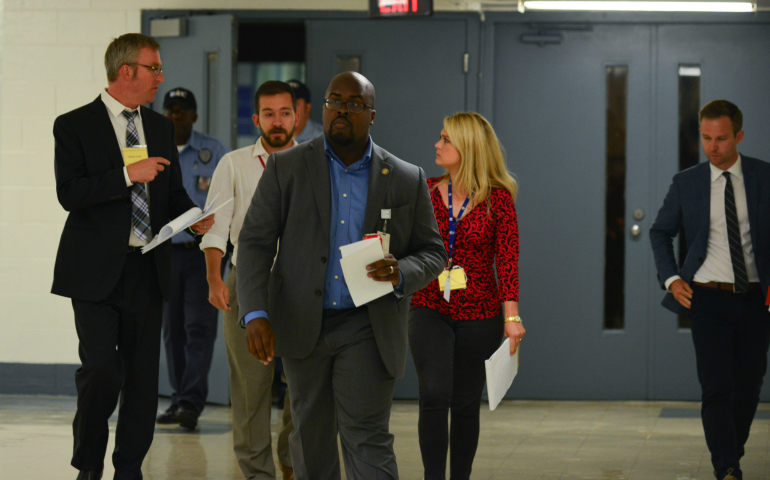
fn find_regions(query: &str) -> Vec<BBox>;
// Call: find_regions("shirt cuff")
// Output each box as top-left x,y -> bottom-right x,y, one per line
123,166 -> 132,187
664,275 -> 681,292
393,272 -> 405,299
244,310 -> 268,327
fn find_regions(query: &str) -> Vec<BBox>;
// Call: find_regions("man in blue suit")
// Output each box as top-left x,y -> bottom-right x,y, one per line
650,100 -> 770,480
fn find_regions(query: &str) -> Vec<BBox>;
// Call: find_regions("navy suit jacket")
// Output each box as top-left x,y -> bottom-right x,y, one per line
650,155 -> 770,314
51,96 -> 195,302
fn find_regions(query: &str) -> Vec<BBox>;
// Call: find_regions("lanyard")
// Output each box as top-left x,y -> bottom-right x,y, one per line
257,155 -> 266,169
447,179 -> 470,267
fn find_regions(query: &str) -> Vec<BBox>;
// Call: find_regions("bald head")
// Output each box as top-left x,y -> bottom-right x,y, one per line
325,72 -> 375,108
323,71 -> 377,152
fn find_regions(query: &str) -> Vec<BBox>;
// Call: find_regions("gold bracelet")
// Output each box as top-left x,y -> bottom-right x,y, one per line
505,315 -> 522,324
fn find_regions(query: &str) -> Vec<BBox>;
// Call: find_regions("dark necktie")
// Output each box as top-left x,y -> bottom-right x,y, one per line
723,171 -> 749,293
122,110 -> 151,242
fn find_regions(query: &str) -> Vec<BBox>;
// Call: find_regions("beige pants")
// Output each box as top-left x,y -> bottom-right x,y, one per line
224,266 -> 293,479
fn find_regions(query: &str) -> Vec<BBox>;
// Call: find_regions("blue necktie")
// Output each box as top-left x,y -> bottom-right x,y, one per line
723,172 -> 749,293
123,110 -> 151,242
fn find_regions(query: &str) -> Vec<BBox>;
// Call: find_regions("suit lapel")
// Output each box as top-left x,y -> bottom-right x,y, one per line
696,162 -> 711,237
89,97 -> 124,170
306,138 -> 331,239
363,144 -> 393,235
742,156 -> 759,237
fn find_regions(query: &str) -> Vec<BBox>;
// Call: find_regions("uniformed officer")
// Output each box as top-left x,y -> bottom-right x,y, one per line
287,79 -> 324,144
157,87 -> 231,430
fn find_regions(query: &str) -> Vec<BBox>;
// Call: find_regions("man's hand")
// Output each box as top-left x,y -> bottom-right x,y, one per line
504,321 -> 526,356
208,277 -> 230,311
190,214 -> 215,235
367,254 -> 401,286
245,317 -> 274,366
671,279 -> 693,309
126,157 -> 171,183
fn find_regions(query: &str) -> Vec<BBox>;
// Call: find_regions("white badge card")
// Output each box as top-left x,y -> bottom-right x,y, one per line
381,209 -> 392,220
376,231 -> 390,255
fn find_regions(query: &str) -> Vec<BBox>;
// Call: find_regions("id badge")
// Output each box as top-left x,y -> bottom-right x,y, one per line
376,231 -> 390,255
438,266 -> 467,292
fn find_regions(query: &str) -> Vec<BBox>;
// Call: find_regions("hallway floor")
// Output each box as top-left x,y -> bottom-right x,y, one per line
1,395 -> 769,479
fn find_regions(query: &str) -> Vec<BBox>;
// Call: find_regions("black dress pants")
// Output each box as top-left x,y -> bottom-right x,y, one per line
689,285 -> 770,480
408,307 -> 503,480
71,250 -> 163,479
162,246 -> 218,414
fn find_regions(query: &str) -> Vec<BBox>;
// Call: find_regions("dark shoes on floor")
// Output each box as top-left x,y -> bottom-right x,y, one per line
156,404 -> 180,424
156,403 -> 199,430
76,470 -> 102,480
714,468 -> 739,480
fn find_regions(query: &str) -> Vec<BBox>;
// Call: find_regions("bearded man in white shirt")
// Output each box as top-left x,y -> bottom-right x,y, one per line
200,81 -> 298,480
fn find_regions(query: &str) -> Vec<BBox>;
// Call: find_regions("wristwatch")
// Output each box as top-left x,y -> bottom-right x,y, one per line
504,315 -> 522,324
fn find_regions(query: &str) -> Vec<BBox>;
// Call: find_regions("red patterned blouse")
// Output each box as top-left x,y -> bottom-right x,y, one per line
410,177 -> 519,320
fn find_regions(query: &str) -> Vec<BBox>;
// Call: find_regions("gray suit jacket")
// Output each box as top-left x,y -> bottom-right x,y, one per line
236,136 -> 447,378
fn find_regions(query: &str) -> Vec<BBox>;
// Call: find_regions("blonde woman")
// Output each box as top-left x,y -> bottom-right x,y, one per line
409,112 -> 523,480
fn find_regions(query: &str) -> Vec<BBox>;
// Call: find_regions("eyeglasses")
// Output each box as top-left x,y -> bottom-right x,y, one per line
128,63 -> 163,77
323,98 -> 373,114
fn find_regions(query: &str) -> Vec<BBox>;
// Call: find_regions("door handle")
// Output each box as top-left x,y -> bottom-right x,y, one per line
630,224 -> 642,238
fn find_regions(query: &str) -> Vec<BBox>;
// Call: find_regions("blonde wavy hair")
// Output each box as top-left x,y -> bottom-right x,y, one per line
435,112 -> 518,208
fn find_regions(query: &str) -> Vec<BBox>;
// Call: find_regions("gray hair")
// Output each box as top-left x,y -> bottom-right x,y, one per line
104,33 -> 160,83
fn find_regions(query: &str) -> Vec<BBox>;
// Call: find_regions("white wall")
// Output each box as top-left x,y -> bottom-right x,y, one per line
0,0 -> 468,364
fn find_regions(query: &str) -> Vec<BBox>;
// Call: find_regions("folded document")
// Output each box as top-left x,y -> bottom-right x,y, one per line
141,194 -> 232,254
339,238 -> 394,307
485,340 -> 519,411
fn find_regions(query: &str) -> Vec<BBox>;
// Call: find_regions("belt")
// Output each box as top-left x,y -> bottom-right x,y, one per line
172,241 -> 201,249
693,281 -> 759,293
127,245 -> 143,253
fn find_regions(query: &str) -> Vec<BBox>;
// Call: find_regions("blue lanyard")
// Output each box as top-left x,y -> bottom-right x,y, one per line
447,179 -> 470,267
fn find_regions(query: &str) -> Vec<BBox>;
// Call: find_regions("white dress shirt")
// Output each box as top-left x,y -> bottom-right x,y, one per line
100,90 -> 149,247
666,155 -> 759,290
199,137 -> 298,266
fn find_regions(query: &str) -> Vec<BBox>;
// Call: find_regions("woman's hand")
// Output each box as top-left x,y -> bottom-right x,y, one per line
504,321 -> 525,356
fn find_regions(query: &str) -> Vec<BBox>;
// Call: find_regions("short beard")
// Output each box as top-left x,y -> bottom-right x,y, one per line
260,125 -> 295,148
327,125 -> 354,147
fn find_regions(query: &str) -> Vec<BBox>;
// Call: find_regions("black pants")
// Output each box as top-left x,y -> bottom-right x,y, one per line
408,307 -> 503,480
689,285 -> 770,480
71,251 -> 163,479
162,246 -> 218,414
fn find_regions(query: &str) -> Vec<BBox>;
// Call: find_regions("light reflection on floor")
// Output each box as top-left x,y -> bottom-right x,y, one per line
1,395 -> 769,479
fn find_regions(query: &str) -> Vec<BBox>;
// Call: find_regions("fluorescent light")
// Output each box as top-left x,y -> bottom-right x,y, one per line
678,66 -> 702,76
523,1 -> 755,12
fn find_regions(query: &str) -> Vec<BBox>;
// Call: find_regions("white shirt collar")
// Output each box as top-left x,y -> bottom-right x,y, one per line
251,136 -> 298,159
709,154 -> 743,182
101,90 -> 142,120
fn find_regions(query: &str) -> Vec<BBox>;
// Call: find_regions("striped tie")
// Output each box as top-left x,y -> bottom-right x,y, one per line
723,172 -> 749,293
123,110 -> 152,242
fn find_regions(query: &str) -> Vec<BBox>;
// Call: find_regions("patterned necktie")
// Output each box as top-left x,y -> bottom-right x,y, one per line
723,171 -> 749,293
122,110 -> 152,242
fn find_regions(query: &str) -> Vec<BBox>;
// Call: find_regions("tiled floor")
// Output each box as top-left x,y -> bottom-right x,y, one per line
1,395 -> 769,479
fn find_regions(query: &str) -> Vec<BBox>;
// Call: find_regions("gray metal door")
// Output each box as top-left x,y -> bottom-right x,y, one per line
305,18 -> 469,398
653,23 -> 770,401
151,15 -> 237,405
491,23 -> 654,399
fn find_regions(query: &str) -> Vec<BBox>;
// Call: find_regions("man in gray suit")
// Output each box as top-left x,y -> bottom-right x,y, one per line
236,72 -> 446,479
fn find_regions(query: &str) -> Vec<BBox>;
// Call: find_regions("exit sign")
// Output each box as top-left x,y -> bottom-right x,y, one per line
369,0 -> 433,17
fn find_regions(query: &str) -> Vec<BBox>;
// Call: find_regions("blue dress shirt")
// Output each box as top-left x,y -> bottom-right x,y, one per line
172,130 -> 230,244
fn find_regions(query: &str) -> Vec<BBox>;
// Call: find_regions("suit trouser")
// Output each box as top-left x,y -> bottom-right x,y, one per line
689,285 -> 770,478
162,246 -> 219,414
224,266 -> 292,479
71,250 -> 162,480
282,307 -> 398,480
408,307 -> 503,480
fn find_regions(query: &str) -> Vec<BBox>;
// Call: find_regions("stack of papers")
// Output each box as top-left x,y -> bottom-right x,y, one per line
485,340 -> 519,411
142,194 -> 232,253
339,238 -> 394,307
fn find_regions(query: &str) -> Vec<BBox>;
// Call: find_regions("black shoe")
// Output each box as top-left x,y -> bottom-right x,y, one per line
76,470 -> 103,480
177,404 -> 199,431
156,404 -> 180,424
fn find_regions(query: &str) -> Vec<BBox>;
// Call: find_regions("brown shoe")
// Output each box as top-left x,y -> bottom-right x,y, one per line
278,463 -> 293,480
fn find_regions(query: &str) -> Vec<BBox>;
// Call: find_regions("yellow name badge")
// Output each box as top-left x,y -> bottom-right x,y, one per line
121,146 -> 148,166
438,266 -> 467,292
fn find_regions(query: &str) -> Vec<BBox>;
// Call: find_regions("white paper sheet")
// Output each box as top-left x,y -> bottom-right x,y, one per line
484,340 -> 519,411
141,194 -> 232,253
339,238 -> 394,307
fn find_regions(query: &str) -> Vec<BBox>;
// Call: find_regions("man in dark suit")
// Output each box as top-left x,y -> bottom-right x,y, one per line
52,33 -> 214,480
650,100 -> 770,480
236,72 -> 446,479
